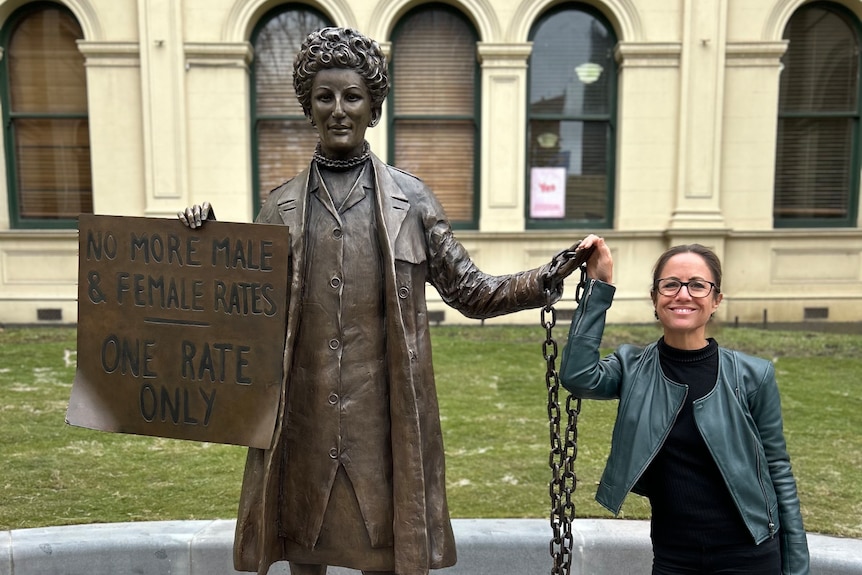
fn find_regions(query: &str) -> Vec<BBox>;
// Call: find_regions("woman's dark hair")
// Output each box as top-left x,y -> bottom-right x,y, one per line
293,27 -> 390,122
650,244 -> 723,302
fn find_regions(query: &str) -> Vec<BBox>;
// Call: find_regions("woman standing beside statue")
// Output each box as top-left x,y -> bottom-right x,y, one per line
558,235 -> 810,575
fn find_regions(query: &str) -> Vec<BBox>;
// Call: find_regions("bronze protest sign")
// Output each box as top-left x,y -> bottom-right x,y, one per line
66,214 -> 290,448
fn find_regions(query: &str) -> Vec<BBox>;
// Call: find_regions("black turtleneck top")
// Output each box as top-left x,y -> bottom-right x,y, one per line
639,337 -> 751,548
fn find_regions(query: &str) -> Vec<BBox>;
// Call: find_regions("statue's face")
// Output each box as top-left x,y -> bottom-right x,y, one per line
310,68 -> 377,159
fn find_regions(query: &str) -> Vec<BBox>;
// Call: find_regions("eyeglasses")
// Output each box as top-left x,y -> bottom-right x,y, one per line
654,278 -> 719,298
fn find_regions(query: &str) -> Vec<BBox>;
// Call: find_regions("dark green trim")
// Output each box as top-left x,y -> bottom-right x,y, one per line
530,113 -> 611,122
7,112 -> 88,120
1,1 -> 85,230
524,2 -> 618,230
388,3 -> 481,230
774,1 -> 861,229
779,110 -> 858,119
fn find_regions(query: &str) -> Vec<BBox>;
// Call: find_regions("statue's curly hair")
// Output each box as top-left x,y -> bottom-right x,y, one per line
293,27 -> 389,122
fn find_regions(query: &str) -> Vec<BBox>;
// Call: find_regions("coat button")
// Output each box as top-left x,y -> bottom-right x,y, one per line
329,339 -> 340,350
398,286 -> 409,299
328,393 -> 338,404
329,448 -> 338,459
333,228 -> 343,239
330,277 -> 341,289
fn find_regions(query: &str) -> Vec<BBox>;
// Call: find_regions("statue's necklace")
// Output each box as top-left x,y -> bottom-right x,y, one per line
313,141 -> 371,171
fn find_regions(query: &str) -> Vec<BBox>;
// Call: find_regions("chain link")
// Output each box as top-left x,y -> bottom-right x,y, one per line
541,245 -> 590,575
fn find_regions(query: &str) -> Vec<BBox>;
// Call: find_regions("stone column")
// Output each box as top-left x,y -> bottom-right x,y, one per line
137,0 -> 188,217
78,41 -> 146,216
477,43 -> 532,232
670,0 -> 729,231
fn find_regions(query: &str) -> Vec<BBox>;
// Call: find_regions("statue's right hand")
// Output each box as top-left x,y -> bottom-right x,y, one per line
178,202 -> 215,229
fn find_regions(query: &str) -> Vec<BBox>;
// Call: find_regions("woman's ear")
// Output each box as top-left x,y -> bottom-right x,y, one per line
712,292 -> 723,313
369,108 -> 382,127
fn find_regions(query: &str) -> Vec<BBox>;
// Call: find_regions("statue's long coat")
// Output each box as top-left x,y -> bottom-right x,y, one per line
233,154 -> 560,575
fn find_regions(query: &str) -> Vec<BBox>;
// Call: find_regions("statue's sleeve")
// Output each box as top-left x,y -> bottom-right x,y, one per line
426,220 -> 561,319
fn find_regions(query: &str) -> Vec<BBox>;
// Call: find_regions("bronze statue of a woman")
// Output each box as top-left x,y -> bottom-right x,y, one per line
180,27 -> 581,575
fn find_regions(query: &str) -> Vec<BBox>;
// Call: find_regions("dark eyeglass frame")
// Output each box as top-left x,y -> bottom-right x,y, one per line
654,278 -> 719,298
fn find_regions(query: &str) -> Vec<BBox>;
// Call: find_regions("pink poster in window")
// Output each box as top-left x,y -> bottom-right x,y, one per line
530,167 -> 566,218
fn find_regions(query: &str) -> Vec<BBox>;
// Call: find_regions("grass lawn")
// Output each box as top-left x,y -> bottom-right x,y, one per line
1,323 -> 860,538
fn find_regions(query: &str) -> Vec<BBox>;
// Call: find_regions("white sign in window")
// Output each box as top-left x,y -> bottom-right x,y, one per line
530,167 -> 566,218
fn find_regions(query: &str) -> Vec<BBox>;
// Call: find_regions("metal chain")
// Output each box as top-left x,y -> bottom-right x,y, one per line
542,246 -> 590,575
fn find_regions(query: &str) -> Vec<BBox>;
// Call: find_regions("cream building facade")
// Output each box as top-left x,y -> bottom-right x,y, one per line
0,0 -> 860,326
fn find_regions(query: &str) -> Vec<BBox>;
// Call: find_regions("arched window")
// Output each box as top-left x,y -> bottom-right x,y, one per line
251,5 -> 331,214
774,2 -> 861,227
0,2 -> 92,229
390,4 -> 480,228
527,4 -> 616,229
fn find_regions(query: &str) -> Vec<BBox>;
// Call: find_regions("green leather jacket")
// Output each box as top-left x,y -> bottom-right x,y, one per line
559,279 -> 810,575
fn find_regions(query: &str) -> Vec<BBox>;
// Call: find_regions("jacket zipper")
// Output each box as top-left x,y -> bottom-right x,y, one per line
735,358 -> 775,539
572,279 -> 595,334
754,428 -> 776,538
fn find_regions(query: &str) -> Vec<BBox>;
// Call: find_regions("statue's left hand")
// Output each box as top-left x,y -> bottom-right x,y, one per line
552,238 -> 598,281
177,202 -> 215,229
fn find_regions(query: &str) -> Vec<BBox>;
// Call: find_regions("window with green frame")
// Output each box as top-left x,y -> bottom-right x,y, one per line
774,2 -> 861,228
389,4 -> 479,229
251,5 -> 332,216
526,4 -> 616,229
1,2 -> 92,229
